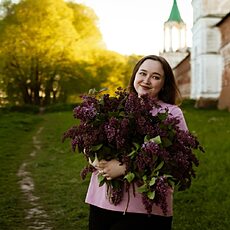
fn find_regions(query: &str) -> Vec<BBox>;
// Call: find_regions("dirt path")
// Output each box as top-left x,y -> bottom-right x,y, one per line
17,127 -> 53,230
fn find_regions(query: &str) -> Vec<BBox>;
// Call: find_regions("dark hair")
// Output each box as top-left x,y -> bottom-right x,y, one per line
127,55 -> 181,105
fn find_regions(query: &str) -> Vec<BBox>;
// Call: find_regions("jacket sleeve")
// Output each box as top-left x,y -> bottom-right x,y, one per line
170,106 -> 188,131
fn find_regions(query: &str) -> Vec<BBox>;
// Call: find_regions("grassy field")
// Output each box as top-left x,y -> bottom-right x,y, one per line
0,104 -> 230,230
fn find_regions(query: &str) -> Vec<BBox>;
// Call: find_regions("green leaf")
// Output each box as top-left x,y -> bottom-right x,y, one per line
142,175 -> 147,181
168,179 -> 175,187
98,88 -> 108,93
128,142 -> 140,158
149,177 -> 156,186
133,142 -> 140,150
128,150 -> 136,157
119,111 -> 125,117
108,111 -> 119,117
124,172 -> 135,183
98,174 -> 106,186
88,88 -> 97,94
154,161 -> 164,172
163,174 -> 173,178
162,137 -> 172,147
90,144 -> 103,151
158,112 -> 168,121
111,179 -> 122,189
144,135 -> 150,142
149,135 -> 161,144
147,191 -> 155,200
137,184 -> 148,193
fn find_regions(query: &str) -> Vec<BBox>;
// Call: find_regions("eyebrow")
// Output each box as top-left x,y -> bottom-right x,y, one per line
139,69 -> 163,77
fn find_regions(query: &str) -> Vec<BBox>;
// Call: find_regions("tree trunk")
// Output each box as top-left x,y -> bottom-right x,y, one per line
21,83 -> 32,104
33,61 -> 40,105
44,79 -> 53,105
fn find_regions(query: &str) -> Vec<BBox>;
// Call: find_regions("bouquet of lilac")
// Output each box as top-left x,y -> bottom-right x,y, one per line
62,87 -> 204,215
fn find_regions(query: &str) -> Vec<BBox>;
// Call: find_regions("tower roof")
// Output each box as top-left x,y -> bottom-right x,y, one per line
167,0 -> 184,23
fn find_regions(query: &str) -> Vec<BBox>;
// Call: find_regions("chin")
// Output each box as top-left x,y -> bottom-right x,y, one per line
138,90 -> 150,96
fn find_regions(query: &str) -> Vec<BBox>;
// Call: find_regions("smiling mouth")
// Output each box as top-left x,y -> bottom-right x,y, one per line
140,84 -> 151,90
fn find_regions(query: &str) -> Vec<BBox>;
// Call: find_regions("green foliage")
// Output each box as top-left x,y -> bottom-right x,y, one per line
122,54 -> 143,87
44,103 -> 77,113
0,1 -> 139,108
0,0 -> 106,106
67,1 -> 104,51
0,104 -> 40,114
83,49 -> 128,95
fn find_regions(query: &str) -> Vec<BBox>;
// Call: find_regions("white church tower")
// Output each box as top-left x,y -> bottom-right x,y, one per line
160,0 -> 188,68
191,0 -> 230,101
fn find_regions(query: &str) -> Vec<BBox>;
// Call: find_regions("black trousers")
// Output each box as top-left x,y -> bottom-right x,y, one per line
89,205 -> 172,230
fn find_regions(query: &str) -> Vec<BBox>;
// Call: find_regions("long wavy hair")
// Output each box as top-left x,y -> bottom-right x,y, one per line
127,55 -> 181,105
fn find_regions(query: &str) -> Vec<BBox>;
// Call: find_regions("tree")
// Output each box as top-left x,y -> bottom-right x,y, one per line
0,0 -> 104,105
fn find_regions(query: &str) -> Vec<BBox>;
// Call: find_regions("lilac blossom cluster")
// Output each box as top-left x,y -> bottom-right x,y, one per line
63,88 -> 204,215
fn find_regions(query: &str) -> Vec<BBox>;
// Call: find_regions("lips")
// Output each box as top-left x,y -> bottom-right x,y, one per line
140,84 -> 151,90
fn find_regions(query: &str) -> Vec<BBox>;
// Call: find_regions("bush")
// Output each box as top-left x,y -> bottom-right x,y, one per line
0,105 -> 40,114
44,103 -> 78,113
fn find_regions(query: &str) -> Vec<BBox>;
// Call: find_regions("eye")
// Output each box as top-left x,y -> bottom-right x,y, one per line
139,71 -> 147,76
151,75 -> 161,80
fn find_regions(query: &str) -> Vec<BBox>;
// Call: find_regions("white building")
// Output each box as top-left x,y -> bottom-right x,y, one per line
160,0 -> 189,68
191,0 -> 230,100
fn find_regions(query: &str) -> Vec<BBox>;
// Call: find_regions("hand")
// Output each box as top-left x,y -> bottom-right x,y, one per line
97,159 -> 126,180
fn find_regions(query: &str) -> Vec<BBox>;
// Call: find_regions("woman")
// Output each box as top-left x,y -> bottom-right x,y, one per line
85,55 -> 188,229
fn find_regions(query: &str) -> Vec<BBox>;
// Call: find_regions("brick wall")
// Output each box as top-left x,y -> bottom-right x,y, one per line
217,13 -> 230,111
173,54 -> 191,98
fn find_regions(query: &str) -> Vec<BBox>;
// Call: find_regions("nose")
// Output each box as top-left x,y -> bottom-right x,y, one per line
143,75 -> 151,84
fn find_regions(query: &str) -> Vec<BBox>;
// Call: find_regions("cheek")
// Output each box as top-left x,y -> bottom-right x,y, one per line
153,80 -> 164,89
133,77 -> 139,89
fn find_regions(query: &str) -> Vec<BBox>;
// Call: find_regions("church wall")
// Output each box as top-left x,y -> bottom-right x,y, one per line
190,0 -> 229,106
191,53 -> 222,99
192,0 -> 230,22
191,18 -> 221,58
199,54 -> 222,98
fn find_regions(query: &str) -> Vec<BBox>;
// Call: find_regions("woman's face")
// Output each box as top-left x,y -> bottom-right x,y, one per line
134,59 -> 165,98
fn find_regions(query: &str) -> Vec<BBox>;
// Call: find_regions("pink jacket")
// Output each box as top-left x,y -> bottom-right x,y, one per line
85,101 -> 188,216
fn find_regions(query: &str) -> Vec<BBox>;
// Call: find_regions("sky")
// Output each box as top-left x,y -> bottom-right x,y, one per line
75,0 -> 193,55
6,0 -> 193,56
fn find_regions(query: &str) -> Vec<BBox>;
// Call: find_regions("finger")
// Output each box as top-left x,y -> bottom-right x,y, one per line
98,160 -> 107,167
98,169 -> 107,175
106,177 -> 112,180
95,165 -> 100,170
103,174 -> 108,178
100,160 -> 107,163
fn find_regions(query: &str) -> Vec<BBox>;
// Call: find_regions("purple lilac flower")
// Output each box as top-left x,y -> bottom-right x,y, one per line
109,183 -> 124,205
80,165 -> 96,180
63,88 -> 204,215
154,176 -> 169,215
104,117 -> 119,143
135,142 -> 159,171
73,103 -> 97,121
124,93 -> 142,114
142,194 -> 155,214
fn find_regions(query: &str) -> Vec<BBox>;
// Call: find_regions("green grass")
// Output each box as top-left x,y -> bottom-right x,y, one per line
0,106 -> 230,229
173,107 -> 230,229
28,112 -> 89,229
0,112 -> 44,229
